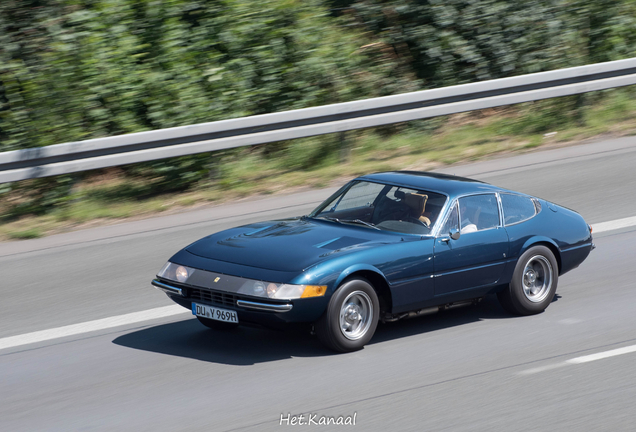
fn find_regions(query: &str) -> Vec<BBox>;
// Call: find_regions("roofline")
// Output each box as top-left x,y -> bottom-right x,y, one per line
355,170 -> 488,186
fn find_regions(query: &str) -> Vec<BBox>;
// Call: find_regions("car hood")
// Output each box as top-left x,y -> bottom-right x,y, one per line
185,218 -> 404,272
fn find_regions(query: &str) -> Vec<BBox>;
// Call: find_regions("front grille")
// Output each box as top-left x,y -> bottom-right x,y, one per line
189,287 -> 237,308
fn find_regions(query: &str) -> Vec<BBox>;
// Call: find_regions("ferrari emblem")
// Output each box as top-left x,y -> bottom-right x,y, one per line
214,277 -> 220,283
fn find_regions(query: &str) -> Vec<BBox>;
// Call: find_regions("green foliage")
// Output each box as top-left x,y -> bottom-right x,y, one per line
0,0 -> 416,207
4,175 -> 76,218
0,0 -> 415,153
334,0 -> 636,86
2,0 -> 636,219
7,227 -> 43,239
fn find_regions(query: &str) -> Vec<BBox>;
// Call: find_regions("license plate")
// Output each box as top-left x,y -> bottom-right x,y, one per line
192,303 -> 239,323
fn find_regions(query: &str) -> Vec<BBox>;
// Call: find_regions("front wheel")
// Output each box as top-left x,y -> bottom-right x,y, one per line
498,245 -> 559,315
315,278 -> 380,352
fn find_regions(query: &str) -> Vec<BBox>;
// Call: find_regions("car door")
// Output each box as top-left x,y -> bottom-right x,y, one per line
433,194 -> 509,296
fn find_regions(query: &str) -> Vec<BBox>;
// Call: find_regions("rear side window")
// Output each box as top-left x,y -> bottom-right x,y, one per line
501,193 -> 537,225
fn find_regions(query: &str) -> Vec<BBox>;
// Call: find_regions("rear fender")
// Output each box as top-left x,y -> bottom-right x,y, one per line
519,236 -> 562,274
520,236 -> 560,256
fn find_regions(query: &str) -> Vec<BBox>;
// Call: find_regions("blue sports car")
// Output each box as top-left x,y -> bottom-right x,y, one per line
152,171 -> 594,352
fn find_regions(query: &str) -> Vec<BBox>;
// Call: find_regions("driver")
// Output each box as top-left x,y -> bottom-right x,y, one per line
460,202 -> 478,234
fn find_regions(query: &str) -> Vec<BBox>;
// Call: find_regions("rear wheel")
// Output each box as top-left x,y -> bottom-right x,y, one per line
315,277 -> 380,352
196,316 -> 239,330
498,245 -> 559,315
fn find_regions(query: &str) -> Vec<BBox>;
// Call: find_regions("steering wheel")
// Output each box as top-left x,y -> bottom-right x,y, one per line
408,216 -> 429,228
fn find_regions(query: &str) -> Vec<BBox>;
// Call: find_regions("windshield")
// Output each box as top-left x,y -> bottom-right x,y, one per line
309,181 -> 447,235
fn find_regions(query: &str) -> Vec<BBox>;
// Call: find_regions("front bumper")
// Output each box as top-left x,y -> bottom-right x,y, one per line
152,279 -> 184,297
152,279 -> 328,325
152,279 -> 292,312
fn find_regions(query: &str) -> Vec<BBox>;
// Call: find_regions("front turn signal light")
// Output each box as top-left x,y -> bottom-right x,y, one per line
301,285 -> 327,298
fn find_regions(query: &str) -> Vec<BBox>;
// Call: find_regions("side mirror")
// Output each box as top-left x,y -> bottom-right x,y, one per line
449,228 -> 461,240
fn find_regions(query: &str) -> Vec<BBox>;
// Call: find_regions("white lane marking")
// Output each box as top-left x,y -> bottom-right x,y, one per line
520,344 -> 636,375
517,363 -> 569,376
591,216 -> 636,233
0,305 -> 190,351
566,345 -> 636,364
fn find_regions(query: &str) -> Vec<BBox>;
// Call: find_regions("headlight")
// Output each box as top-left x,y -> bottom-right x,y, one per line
157,262 -> 195,284
175,266 -> 189,282
239,280 -> 326,300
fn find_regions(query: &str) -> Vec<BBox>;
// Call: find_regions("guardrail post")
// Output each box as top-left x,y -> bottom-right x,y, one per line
339,131 -> 349,163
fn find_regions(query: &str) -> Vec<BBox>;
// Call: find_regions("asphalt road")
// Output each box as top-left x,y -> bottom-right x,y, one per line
2,137 -> 636,431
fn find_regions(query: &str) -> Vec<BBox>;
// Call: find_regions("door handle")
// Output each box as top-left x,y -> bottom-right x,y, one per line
440,238 -> 450,243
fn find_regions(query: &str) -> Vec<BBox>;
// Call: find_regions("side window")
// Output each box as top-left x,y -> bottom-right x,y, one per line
439,202 -> 459,235
458,194 -> 499,234
501,193 -> 537,225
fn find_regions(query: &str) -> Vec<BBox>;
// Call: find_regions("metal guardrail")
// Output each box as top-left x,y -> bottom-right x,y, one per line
2,58 -> 636,183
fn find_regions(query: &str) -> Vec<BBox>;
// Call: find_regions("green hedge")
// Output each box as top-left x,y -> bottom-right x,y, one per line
1,0 -> 636,214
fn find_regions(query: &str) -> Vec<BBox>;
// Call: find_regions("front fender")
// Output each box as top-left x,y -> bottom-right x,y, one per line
292,261 -> 387,296
332,264 -> 388,292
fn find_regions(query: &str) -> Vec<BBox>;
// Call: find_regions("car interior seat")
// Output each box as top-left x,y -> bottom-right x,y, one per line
404,193 -> 431,226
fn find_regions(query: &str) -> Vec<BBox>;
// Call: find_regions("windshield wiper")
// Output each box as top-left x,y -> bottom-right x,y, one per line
315,216 -> 379,230
340,219 -> 381,230
316,216 -> 342,223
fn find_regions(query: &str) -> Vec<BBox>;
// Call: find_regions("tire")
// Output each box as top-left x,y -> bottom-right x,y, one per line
315,277 -> 380,353
498,245 -> 559,315
196,316 -> 239,330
